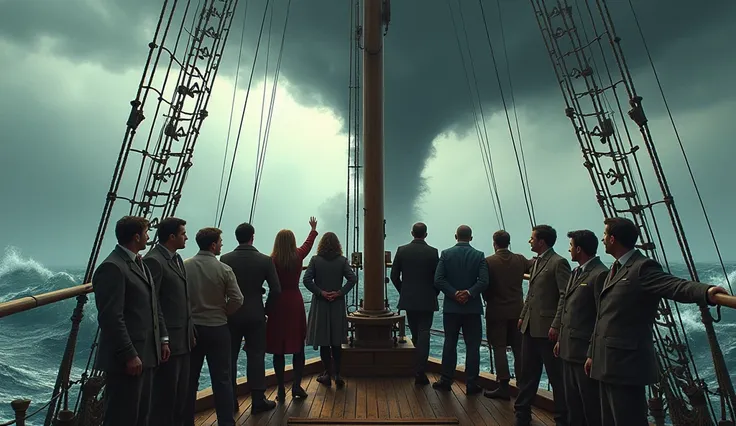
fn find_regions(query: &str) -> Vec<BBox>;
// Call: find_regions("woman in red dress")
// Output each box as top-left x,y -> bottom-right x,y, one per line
266,216 -> 318,402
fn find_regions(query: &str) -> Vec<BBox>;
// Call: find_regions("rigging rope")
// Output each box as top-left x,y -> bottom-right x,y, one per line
216,0 -> 272,228
447,0 -> 504,229
216,0 -> 250,225
493,0 -> 535,223
250,0 -> 292,221
475,0 -> 537,227
346,0 -> 363,311
626,0 -> 732,295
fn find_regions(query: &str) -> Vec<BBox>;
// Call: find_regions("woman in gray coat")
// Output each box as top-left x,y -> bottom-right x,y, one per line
302,232 -> 357,387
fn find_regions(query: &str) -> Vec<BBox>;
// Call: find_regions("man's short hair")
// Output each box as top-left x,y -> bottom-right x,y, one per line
604,217 -> 639,249
493,230 -> 510,248
196,227 -> 222,250
567,230 -> 598,256
456,225 -> 472,241
156,217 -> 186,243
532,224 -> 557,247
235,223 -> 255,244
115,216 -> 149,245
411,222 -> 427,238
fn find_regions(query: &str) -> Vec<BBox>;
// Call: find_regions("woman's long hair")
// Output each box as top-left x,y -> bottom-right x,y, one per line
317,232 -> 343,259
271,229 -> 300,270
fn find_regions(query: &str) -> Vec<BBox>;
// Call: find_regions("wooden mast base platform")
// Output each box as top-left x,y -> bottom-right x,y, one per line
341,311 -> 415,377
348,311 -> 404,349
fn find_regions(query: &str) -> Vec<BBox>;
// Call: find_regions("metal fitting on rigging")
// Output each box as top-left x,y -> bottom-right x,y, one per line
627,96 -> 648,127
126,100 -> 145,130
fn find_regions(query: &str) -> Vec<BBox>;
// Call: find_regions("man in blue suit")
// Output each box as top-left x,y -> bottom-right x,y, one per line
432,225 -> 489,394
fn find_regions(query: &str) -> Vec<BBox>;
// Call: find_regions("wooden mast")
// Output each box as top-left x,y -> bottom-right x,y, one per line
345,0 -> 409,361
361,0 -> 387,315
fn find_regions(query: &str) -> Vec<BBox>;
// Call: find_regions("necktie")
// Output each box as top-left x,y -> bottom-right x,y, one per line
609,260 -> 620,280
135,254 -> 145,273
175,254 -> 184,273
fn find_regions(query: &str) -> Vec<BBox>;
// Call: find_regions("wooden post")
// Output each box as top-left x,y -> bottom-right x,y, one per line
346,0 -> 407,356
55,409 -> 76,425
10,399 -> 30,426
360,0 -> 387,315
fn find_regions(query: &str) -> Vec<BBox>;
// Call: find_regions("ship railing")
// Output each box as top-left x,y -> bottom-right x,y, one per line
0,381 -> 78,426
4,273 -> 736,423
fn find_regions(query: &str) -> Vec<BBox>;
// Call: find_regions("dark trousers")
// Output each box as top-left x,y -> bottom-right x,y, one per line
600,382 -> 649,426
486,318 -> 522,382
319,346 -> 343,375
102,368 -> 153,426
514,332 -> 567,425
439,313 -> 482,387
229,320 -> 267,403
149,353 -> 190,426
406,310 -> 434,376
563,360 -> 600,426
185,324 -> 235,426
273,351 -> 306,388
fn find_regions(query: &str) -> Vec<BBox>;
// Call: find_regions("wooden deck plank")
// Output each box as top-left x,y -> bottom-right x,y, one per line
195,372 -> 557,425
366,377 -> 379,419
389,376 -> 413,419
448,380 -> 495,426
355,377 -> 367,419
343,376 -> 358,418
426,373 -> 474,425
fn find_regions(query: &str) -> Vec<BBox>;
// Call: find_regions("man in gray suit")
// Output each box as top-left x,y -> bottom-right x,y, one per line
552,230 -> 608,426
144,217 -> 193,426
515,224 -> 569,426
482,230 -> 528,400
390,222 -> 440,386
432,225 -> 489,394
93,216 -> 170,426
220,222 -> 281,414
586,217 -> 729,426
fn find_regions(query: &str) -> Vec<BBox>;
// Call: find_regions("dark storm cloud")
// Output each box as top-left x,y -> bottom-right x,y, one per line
1,0 -> 734,260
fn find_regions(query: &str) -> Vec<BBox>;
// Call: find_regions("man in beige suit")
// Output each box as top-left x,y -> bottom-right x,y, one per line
514,224 -> 570,426
586,217 -> 729,426
482,230 -> 528,400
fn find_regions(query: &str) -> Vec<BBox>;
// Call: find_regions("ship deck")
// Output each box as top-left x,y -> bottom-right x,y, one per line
194,371 -> 556,425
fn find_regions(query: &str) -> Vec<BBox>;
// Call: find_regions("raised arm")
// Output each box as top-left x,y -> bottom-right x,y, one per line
639,259 -> 712,304
390,247 -> 402,293
551,257 -> 572,330
93,263 -> 137,363
298,227 -> 319,259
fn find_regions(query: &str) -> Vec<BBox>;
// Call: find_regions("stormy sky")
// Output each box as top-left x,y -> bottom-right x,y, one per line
0,0 -> 734,274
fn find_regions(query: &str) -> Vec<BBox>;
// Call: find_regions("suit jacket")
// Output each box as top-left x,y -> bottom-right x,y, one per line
143,244 -> 194,356
93,245 -> 165,372
390,239 -> 440,312
483,249 -> 528,321
220,244 -> 281,326
557,257 -> 608,364
434,242 -> 489,315
519,249 -> 571,338
588,250 -> 712,386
